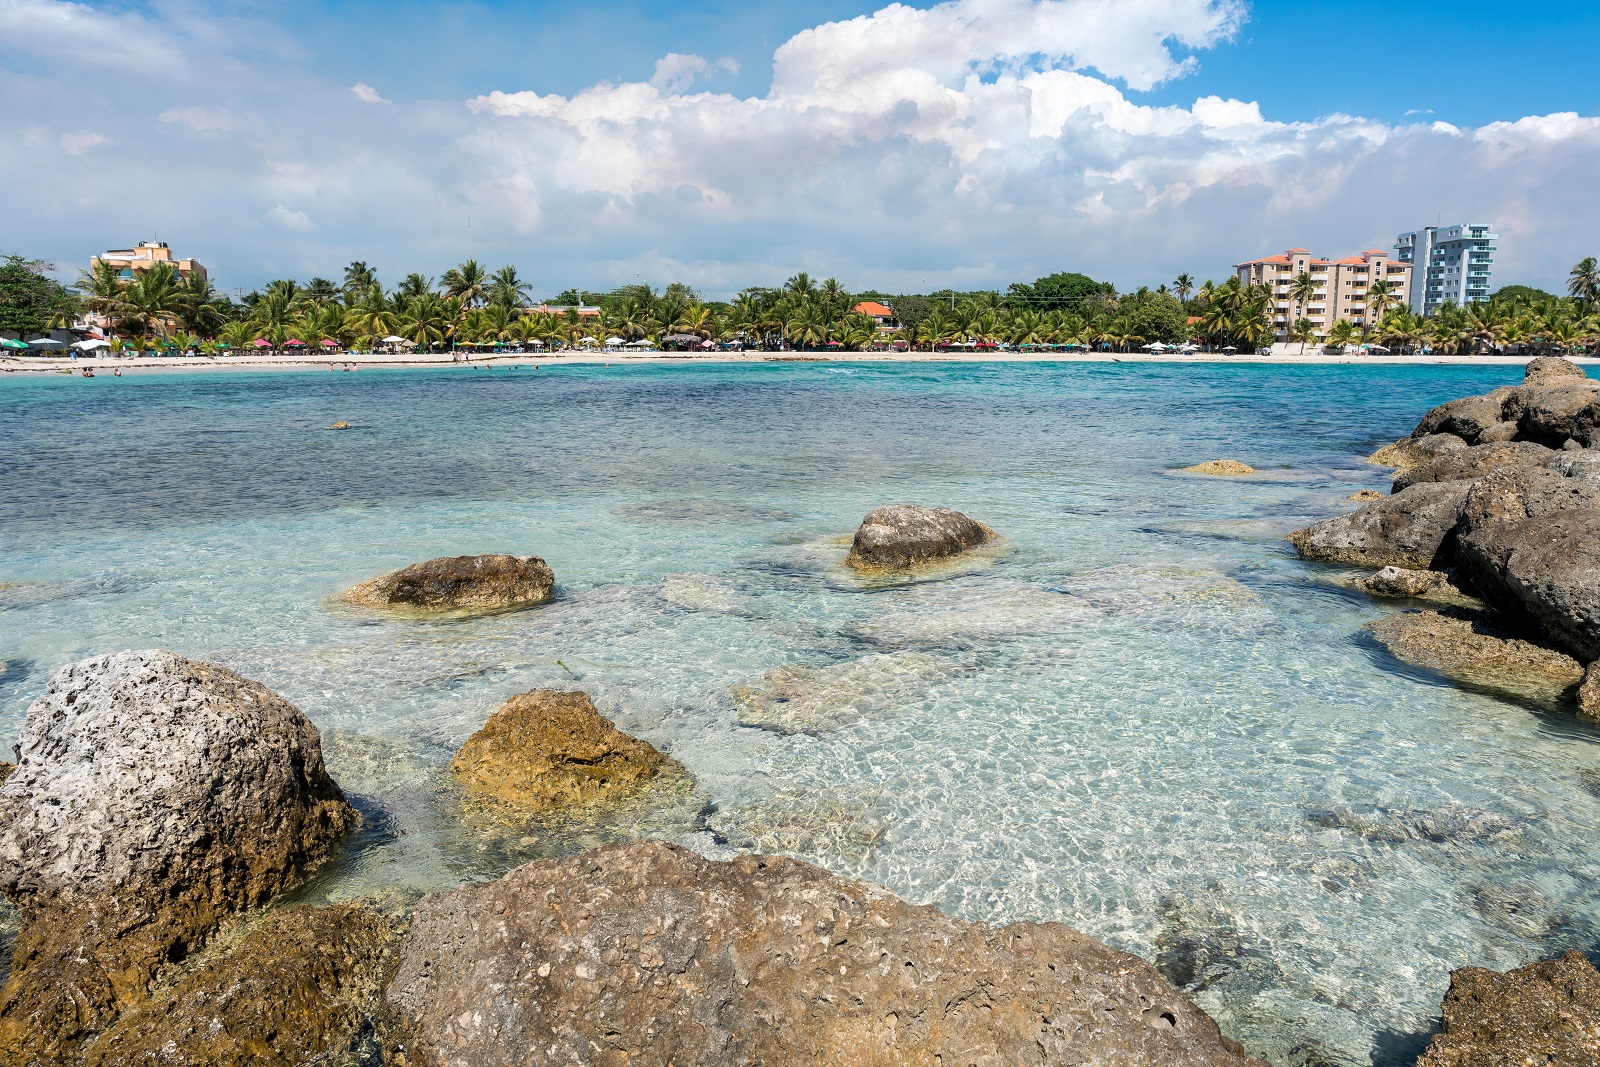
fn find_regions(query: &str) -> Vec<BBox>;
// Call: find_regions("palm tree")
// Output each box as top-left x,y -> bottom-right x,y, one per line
1364,279 -> 1398,337
1288,317 -> 1317,354
1286,272 -> 1318,338
441,260 -> 489,308
120,262 -> 188,337
489,265 -> 531,311
1172,274 -> 1194,304
397,273 -> 434,301
399,293 -> 450,348
1569,257 -> 1600,309
1325,319 -> 1359,351
342,261 -> 377,297
75,260 -> 126,325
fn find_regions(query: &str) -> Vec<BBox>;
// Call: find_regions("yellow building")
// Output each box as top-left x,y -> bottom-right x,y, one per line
92,241 -> 207,283
1234,248 -> 1410,340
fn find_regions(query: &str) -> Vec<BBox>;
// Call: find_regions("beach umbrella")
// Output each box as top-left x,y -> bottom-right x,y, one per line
578,337 -> 600,345
663,334 -> 700,344
320,338 -> 338,347
71,339 -> 110,350
604,337 -> 624,345
285,339 -> 307,348
628,339 -> 651,347
529,340 -> 545,347
381,335 -> 407,344
1221,346 -> 1238,353
29,337 -> 68,348
252,338 -> 272,348
0,338 -> 29,350
701,340 -> 714,348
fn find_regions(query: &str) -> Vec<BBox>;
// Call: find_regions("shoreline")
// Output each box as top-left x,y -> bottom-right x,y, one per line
2,350 -> 1593,376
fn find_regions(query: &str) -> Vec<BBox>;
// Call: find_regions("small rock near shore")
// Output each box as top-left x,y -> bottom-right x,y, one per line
1348,489 -> 1384,502
83,904 -> 395,1067
327,420 -> 352,430
1523,355 -> 1590,385
451,689 -> 682,817
342,553 -> 555,614
382,839 -> 1264,1067
1288,480 -> 1472,570
844,504 -> 993,570
1364,610 -> 1583,709
1418,950 -> 1600,1066
1182,460 -> 1256,475
1358,566 -> 1448,599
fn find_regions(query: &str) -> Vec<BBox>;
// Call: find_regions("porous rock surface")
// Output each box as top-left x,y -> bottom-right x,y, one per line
1368,433 -> 1467,470
844,504 -> 993,570
1458,510 -> 1600,661
1391,442 -> 1554,492
382,839 -> 1265,1067
1412,389 -> 1515,444
1417,950 -> 1600,1067
1459,462 -> 1600,535
1364,611 -> 1583,709
1288,480 -> 1472,569
451,689 -> 680,816
1181,459 -> 1255,475
83,904 -> 394,1067
1357,566 -> 1450,599
1580,662 -> 1600,721
0,650 -> 355,1064
342,553 -> 555,613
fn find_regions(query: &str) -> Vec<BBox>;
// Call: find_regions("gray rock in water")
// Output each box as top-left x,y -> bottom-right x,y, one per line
844,504 -> 993,570
1411,388 -> 1514,444
1459,510 -> 1600,661
1392,441 -> 1555,492
1476,419 -> 1520,443
1288,480 -> 1472,569
1367,433 -> 1468,470
1522,355 -> 1590,385
0,650 -> 356,1062
1358,566 -> 1450,599
1460,463 -> 1600,535
1505,381 -> 1600,448
382,840 -> 1264,1067
1364,609 -> 1583,709
1417,950 -> 1600,1066
341,553 -> 555,614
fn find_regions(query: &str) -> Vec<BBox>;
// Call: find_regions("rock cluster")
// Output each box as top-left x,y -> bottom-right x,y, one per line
382,840 -> 1265,1067
844,504 -> 992,570
1418,950 -> 1600,1066
342,553 -> 555,614
1294,357 -> 1600,717
0,650 -> 357,1064
450,689 -> 683,817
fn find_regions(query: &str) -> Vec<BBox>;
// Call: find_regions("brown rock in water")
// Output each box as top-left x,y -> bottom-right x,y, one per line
342,553 -> 555,614
1522,355 -> 1590,385
1417,950 -> 1600,1067
451,689 -> 679,816
1368,432 -> 1467,470
382,840 -> 1265,1067
1458,510 -> 1600,662
1364,610 -> 1583,709
1580,662 -> 1600,722
1475,419 -> 1519,443
1288,480 -> 1473,570
0,651 -> 355,1064
1411,388 -> 1514,444
1392,441 -> 1555,492
327,420 -> 352,430
1348,489 -> 1385,502
83,905 -> 394,1067
844,504 -> 993,570
1358,566 -> 1449,599
1182,459 -> 1255,475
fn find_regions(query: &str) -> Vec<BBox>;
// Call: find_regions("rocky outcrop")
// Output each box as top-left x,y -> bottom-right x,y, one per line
1505,380 -> 1600,447
342,554 -> 555,614
0,650 -> 355,1065
382,840 -> 1264,1067
844,505 -> 993,570
450,689 -> 681,817
1288,480 -> 1472,569
1459,461 -> 1600,535
1524,355 -> 1591,385
83,904 -> 394,1067
1581,662 -> 1600,721
1348,489 -> 1384,502
1182,460 -> 1255,475
1458,510 -> 1600,661
1417,950 -> 1600,1066
1364,611 -> 1583,709
1391,442 -> 1554,492
1412,388 -> 1515,444
1368,433 -> 1467,470
1357,566 -> 1454,599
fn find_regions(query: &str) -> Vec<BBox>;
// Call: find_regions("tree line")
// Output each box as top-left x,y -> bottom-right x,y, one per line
4,254 -> 1600,355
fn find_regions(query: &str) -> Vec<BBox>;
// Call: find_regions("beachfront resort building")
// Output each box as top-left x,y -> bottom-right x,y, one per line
1233,248 -> 1411,341
1394,224 -> 1497,315
92,241 -> 207,283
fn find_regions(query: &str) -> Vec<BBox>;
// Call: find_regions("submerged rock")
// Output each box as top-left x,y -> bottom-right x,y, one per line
705,789 -> 891,866
1458,510 -> 1600,661
1305,804 -> 1518,845
0,650 -> 355,1063
83,904 -> 394,1067
1182,459 -> 1256,475
729,651 -> 962,735
382,840 -> 1264,1067
1367,433 -> 1467,470
843,581 -> 1095,646
341,554 -> 555,614
450,689 -> 682,817
1348,489 -> 1384,502
1417,950 -> 1600,1066
1288,480 -> 1472,569
1391,441 -> 1555,492
843,504 -> 993,571
1364,610 -> 1583,708
327,421 -> 352,430
1357,566 -> 1456,599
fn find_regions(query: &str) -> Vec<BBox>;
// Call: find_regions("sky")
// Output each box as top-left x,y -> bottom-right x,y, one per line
2,0 -> 1598,299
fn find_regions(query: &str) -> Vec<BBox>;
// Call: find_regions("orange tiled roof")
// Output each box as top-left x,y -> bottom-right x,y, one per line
1242,255 -> 1293,265
853,301 -> 894,317
1286,247 -> 1312,253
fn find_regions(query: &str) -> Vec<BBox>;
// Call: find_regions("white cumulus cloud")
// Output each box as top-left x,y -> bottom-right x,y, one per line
351,83 -> 391,105
265,205 -> 313,231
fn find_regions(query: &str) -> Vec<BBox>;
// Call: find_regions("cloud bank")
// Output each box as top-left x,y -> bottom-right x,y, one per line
2,0 -> 1598,294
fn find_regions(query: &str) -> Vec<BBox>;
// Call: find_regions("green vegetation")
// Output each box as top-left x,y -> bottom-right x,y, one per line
10,256 -> 1600,355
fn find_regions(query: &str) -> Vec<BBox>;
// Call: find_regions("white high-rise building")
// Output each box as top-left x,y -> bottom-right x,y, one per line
1394,224 -> 1497,315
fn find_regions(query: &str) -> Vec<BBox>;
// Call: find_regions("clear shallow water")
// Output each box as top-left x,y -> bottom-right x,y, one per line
2,362 -> 1598,1066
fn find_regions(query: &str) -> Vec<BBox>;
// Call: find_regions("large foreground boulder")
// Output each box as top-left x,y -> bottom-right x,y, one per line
1459,510 -> 1600,661
83,904 -> 394,1067
1288,480 -> 1472,569
1459,462 -> 1600,535
1417,950 -> 1600,1066
844,505 -> 993,570
1391,442 -> 1555,492
1364,611 -> 1583,709
451,689 -> 682,817
383,840 -> 1264,1067
1411,388 -> 1515,444
0,651 -> 355,1064
342,553 -> 555,614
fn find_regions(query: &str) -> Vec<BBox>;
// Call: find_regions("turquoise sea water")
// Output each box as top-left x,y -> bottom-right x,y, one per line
2,361 -> 1597,1065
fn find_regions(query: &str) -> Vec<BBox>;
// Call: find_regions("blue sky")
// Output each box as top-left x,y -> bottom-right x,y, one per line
3,0 -> 1598,297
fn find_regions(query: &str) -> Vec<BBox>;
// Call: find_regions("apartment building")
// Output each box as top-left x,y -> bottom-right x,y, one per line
1394,224 -> 1497,314
1233,248 -> 1411,340
92,241 -> 208,283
